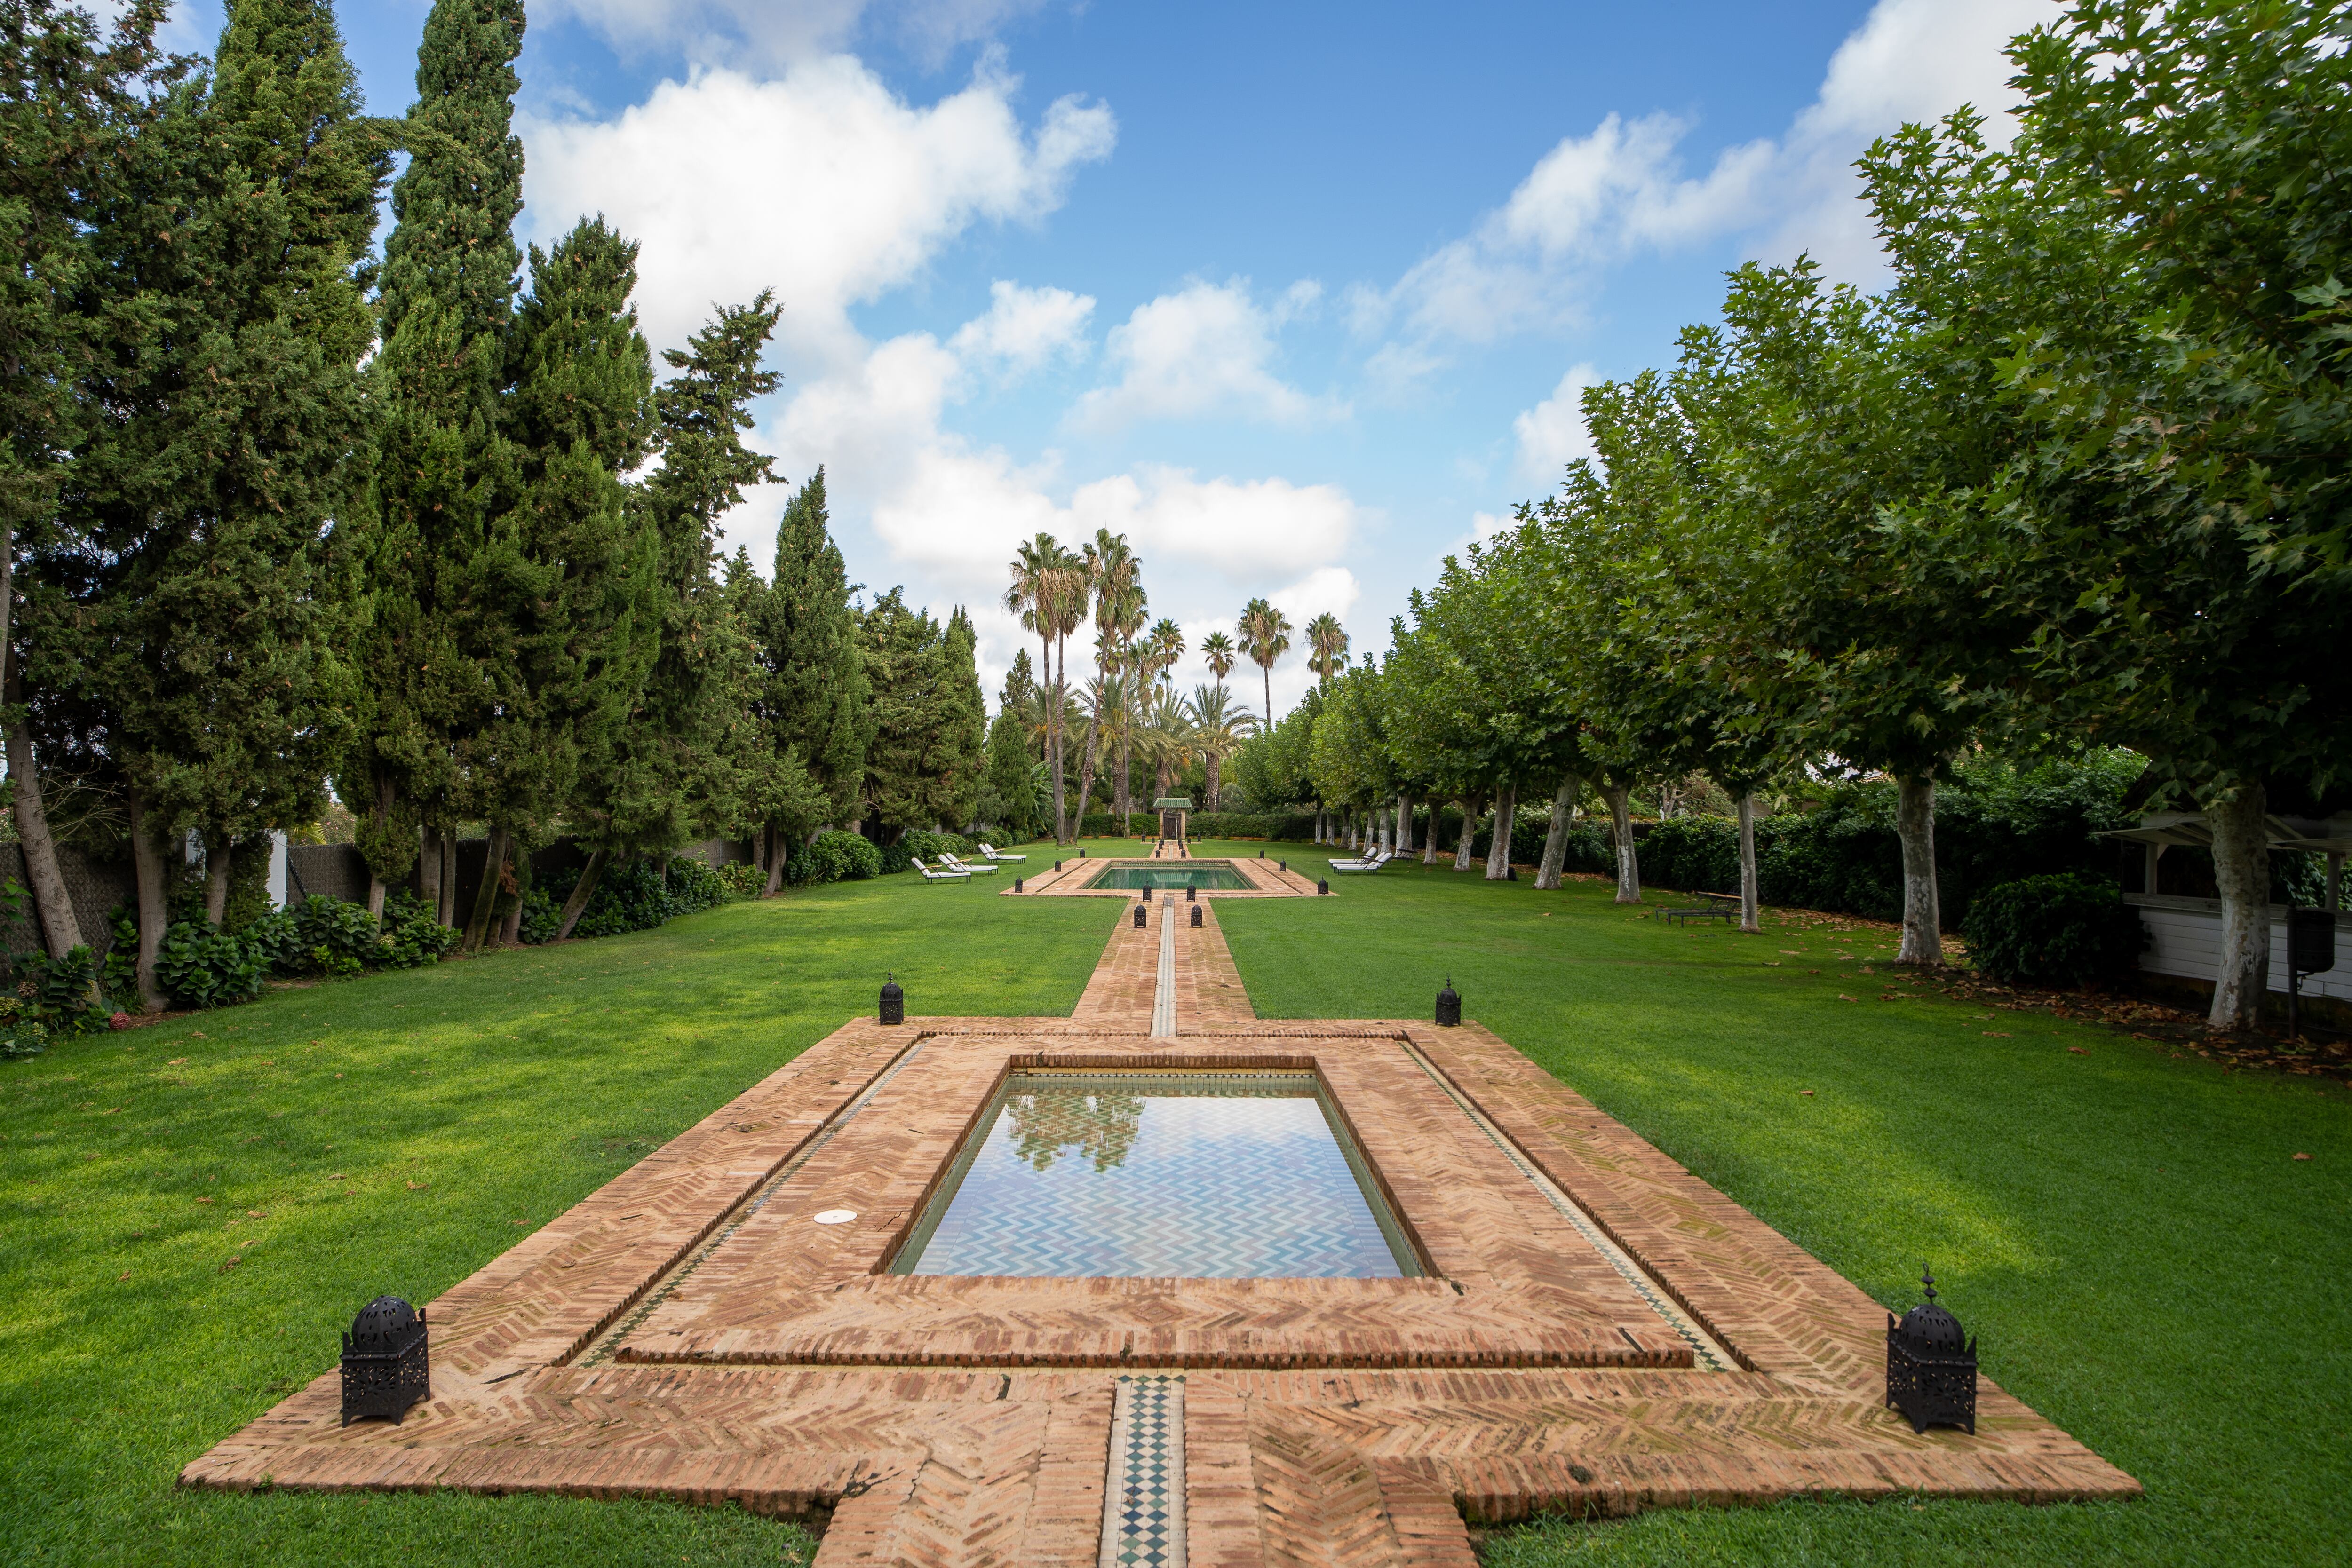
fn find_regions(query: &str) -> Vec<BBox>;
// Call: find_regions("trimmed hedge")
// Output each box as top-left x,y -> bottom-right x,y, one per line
1962,873 -> 2147,987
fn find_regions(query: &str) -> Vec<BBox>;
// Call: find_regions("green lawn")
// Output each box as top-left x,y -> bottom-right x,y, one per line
3,838 -> 2345,1565
0,868 -> 1111,1567
1213,841 -> 2352,1567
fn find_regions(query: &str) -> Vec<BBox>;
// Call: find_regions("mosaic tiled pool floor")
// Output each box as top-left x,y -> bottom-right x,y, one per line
895,1071 -> 1414,1279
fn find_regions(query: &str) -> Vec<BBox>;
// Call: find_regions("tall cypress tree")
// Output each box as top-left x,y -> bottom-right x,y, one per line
1,1 -> 175,963
940,605 -> 987,830
856,591 -> 985,836
455,215 -> 658,948
342,0 -> 524,928
554,293 -> 778,934
51,0 -> 386,1002
744,466 -> 868,892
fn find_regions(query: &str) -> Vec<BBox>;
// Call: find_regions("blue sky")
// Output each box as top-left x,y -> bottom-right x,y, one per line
159,0 -> 2048,715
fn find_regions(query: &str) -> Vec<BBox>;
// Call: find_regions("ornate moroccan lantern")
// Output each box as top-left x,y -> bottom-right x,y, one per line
1189,904 -> 1203,928
879,974 -> 905,1026
1318,879 -> 1329,895
1186,883 -> 1197,901
1133,903 -> 1147,928
1886,1267 -> 1977,1434
1435,980 -> 1461,1028
341,1295 -> 429,1426
1013,877 -> 1023,893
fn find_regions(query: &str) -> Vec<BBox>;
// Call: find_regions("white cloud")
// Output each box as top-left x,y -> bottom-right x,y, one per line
1511,364 -> 1600,486
1071,279 -> 1337,431
948,279 -> 1095,379
1067,468 -> 1359,580
539,0 -> 1053,71
1357,0 -> 2047,356
520,57 -> 1114,363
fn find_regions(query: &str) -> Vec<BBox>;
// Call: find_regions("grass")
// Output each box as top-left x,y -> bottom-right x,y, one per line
0,868 -> 1111,1567
4,835 -> 2345,1564
1210,840 -> 2352,1567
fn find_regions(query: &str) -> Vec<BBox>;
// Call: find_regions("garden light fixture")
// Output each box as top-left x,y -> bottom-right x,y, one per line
1886,1266 -> 1977,1434
879,974 -> 905,1026
1435,979 -> 1460,1028
341,1296 -> 429,1426
1189,904 -> 1202,928
1134,904 -> 1147,929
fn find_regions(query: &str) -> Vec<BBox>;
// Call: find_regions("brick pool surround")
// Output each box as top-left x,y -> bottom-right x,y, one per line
181,899 -> 2139,1562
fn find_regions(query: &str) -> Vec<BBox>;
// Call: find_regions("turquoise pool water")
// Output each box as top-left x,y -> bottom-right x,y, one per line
891,1071 -> 1418,1279
1086,860 -> 1252,891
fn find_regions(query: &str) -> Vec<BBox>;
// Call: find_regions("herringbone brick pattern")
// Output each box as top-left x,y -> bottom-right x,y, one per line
181,911 -> 2138,1564
1012,854 -> 1319,898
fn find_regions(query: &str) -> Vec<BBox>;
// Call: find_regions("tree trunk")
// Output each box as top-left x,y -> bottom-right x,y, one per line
4,676 -> 83,958
763,824 -> 787,896
437,828 -> 458,927
2206,782 -> 2272,1029
1075,713 -> 1102,841
1397,792 -> 1412,855
499,849 -> 528,947
1737,792 -> 1761,934
464,824 -> 509,951
1485,781 -> 1517,879
1262,665 -> 1274,736
555,847 -> 608,941
204,838 -> 232,926
1423,800 -> 1440,864
1893,774 -> 1942,966
127,783 -> 168,1012
1455,793 -> 1482,870
1602,784 -> 1641,903
418,824 -> 438,912
1535,774 -> 1581,890
1206,754 -> 1220,812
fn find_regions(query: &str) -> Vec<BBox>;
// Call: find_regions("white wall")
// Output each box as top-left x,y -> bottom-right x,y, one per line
2130,894 -> 2352,1001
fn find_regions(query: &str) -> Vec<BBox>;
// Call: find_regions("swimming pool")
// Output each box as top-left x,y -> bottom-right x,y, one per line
891,1070 -> 1419,1278
1085,860 -> 1253,892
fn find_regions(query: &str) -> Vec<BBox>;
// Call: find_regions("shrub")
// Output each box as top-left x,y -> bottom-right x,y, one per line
11,944 -> 111,1036
791,830 -> 880,886
103,906 -> 140,1008
1962,873 -> 2147,988
379,889 -> 459,967
243,895 -> 384,977
716,861 -> 764,898
156,922 -> 267,1008
549,854 -> 735,940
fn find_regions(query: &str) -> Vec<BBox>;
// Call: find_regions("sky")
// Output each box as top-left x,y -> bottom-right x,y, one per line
154,0 -> 2052,718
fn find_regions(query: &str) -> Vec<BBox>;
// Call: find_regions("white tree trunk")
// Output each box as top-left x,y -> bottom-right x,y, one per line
1535,774 -> 1581,890
204,837 -> 232,926
1455,793 -> 1481,871
128,783 -> 168,1012
1422,800 -> 1440,863
1737,792 -> 1761,933
1485,781 -> 1517,879
1397,792 -> 1412,854
1602,784 -> 1641,903
4,681 -> 84,957
1893,775 -> 1942,966
2206,782 -> 2272,1029
437,828 -> 458,927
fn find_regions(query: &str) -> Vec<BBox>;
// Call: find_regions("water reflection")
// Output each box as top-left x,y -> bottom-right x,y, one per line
1005,1091 -> 1143,1172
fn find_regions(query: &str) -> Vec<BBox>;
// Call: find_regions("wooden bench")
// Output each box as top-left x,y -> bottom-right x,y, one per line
1664,905 -> 1736,927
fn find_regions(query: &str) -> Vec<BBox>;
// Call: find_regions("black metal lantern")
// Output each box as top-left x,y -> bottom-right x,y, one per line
879,974 -> 905,1026
341,1295 -> 429,1426
1279,860 -> 1287,874
1189,903 -> 1202,928
1139,886 -> 1150,903
1053,859 -> 1062,871
1133,903 -> 1147,928
1435,979 -> 1461,1028
1014,877 -> 1024,893
1318,878 -> 1329,896
1186,883 -> 1197,901
1886,1267 -> 1977,1434
1258,849 -> 1265,859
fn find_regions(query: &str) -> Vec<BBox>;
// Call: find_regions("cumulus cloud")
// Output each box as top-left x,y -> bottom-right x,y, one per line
1511,364 -> 1600,486
949,279 -> 1095,379
1356,0 -> 2046,356
1071,279 -> 1337,431
520,57 -> 1114,362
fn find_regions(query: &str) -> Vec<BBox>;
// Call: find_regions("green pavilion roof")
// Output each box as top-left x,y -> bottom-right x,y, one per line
1152,797 -> 1194,809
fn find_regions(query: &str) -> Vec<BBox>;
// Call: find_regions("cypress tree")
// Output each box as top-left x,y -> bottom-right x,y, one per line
342,0 -> 524,932
50,0 -> 385,1003
0,1 -> 175,962
556,293 -> 778,936
940,606 -> 987,830
856,591 -> 985,836
744,466 -> 869,893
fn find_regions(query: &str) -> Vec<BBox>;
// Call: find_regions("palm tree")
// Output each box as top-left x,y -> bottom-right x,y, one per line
1305,611 -> 1349,687
1009,532 -> 1088,842
1139,686 -> 1196,801
1185,683 -> 1254,810
1144,618 -> 1185,691
1199,630 -> 1237,683
1073,532 -> 1139,835
1237,597 -> 1293,730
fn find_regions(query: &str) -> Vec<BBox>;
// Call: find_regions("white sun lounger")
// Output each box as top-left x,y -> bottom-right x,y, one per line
1328,847 -> 1394,873
938,851 -> 996,874
910,857 -> 970,881
976,843 -> 1027,862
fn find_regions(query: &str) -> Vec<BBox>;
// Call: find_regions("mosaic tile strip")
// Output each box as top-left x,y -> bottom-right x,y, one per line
1400,1039 -> 1737,1371
1100,1375 -> 1185,1568
1150,898 -> 1177,1039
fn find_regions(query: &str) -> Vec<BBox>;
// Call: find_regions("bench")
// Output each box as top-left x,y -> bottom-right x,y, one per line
1664,906 -> 1737,927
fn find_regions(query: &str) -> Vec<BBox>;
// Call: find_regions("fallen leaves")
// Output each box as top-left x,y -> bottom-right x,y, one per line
2295,1152 -> 2312,1161
2068,1046 -> 2090,1056
167,1058 -> 187,1066
1838,994 -> 1859,1002
220,1256 -> 240,1273
1800,1089 -> 1815,1097
1984,1031 -> 2013,1037
195,1196 -> 215,1204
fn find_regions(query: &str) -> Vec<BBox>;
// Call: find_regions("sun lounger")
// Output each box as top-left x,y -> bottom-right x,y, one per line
938,851 -> 996,874
1328,847 -> 1394,873
910,857 -> 969,881
977,843 -> 1027,862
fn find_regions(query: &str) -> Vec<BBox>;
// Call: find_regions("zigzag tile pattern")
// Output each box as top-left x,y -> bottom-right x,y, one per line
182,909 -> 2138,1564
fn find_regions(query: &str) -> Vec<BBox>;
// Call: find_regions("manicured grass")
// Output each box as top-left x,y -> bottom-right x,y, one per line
0,869 -> 1112,1567
1212,841 -> 2352,1567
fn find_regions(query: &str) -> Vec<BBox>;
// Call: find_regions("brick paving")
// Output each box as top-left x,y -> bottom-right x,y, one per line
1010,851 -> 1319,898
182,901 -> 2138,1562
